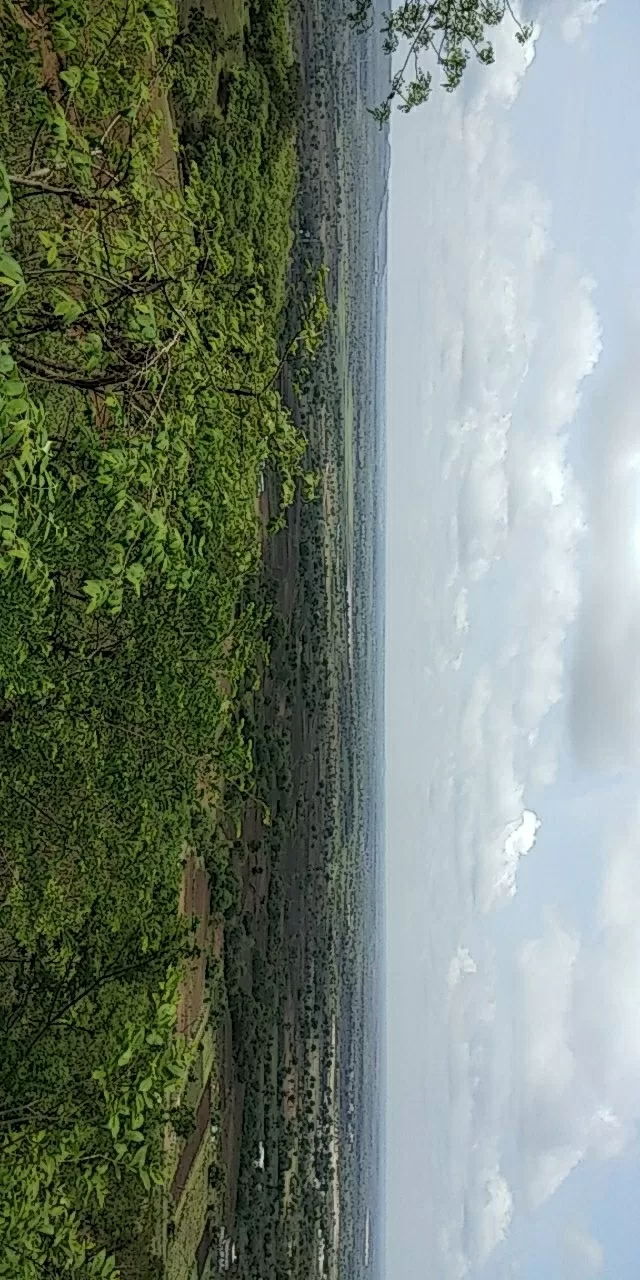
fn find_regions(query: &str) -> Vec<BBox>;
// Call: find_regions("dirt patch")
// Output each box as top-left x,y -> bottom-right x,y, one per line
177,853 -> 210,1039
328,1015 -> 340,1278
150,78 -> 181,193
196,1218 -> 216,1276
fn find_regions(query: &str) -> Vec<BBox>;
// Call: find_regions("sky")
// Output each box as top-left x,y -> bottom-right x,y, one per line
385,4 -> 640,1280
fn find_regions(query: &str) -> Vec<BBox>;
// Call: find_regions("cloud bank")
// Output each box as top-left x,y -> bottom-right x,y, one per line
515,805 -> 640,1207
386,4 -> 614,1279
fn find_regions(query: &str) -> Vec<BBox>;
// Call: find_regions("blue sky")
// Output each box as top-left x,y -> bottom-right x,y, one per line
386,4 -> 640,1279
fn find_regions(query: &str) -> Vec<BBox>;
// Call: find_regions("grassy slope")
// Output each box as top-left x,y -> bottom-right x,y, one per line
0,0 -> 303,1274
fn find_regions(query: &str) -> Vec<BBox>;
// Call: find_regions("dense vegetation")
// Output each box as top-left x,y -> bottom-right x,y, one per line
0,0 -> 314,1272
217,2 -> 389,1275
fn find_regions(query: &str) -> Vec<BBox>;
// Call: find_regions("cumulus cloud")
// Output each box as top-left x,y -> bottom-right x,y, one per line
477,1167 -> 513,1261
495,810 -> 541,900
418,100 -> 600,912
514,807 -> 640,1208
470,0 -> 538,110
457,419 -> 509,578
563,1223 -> 604,1275
516,916 -> 584,1205
386,11 -> 606,1278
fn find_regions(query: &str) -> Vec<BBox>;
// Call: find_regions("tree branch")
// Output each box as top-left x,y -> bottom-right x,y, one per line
8,175 -> 96,209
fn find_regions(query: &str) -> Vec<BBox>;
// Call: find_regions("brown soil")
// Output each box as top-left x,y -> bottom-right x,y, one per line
150,77 -> 181,193
177,852 -> 210,1039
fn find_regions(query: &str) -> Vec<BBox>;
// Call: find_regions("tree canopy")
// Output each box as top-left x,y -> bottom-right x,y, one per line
349,0 -> 533,121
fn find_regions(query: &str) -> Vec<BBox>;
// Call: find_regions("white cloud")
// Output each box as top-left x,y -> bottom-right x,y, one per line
477,1166 -> 513,1261
560,0 -> 606,44
563,1224 -> 604,1276
515,808 -> 640,1207
412,92 -> 601,918
386,12 -> 607,1278
448,946 -> 478,990
496,809 -> 541,898
457,418 -> 509,578
471,5 -> 539,110
516,915 -> 593,1206
519,916 -> 579,1097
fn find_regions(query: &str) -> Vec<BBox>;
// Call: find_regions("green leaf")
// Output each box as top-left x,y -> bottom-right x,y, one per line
133,1143 -> 148,1168
2,379 -> 24,398
0,252 -> 23,285
4,398 -> 28,418
2,280 -> 26,312
60,66 -> 82,93
83,579 -> 109,613
1,429 -> 23,453
53,294 -> 83,325
82,65 -> 100,99
53,20 -> 77,50
125,562 -> 145,596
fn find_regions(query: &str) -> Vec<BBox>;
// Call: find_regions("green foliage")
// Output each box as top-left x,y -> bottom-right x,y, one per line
0,1128 -> 119,1280
247,0 -> 300,135
0,0 -> 311,1268
0,971 -> 189,1279
170,10 -> 224,119
185,61 -> 297,321
349,0 -> 534,120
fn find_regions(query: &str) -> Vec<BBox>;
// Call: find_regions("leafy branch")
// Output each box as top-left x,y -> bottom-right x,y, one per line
348,0 -> 534,121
